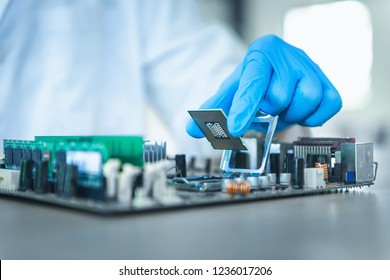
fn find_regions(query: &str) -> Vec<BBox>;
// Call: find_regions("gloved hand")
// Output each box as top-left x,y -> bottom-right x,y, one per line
186,34 -> 342,138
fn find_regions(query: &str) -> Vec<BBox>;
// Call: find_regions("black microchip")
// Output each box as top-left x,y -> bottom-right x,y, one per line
12,148 -> 22,167
5,148 -> 13,166
56,150 -> 66,164
32,149 -> 42,163
22,148 -> 32,160
188,109 -> 247,150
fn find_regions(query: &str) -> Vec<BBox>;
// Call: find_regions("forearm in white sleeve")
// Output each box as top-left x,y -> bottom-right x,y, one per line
140,0 -> 246,156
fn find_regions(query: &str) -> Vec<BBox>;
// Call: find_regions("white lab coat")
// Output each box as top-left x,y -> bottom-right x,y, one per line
0,0 -> 245,155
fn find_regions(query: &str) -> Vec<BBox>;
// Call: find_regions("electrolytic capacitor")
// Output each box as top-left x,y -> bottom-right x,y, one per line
292,157 -> 304,189
35,160 -> 49,193
283,153 -> 294,173
268,173 -> 276,186
205,158 -> 212,174
269,153 -> 280,183
55,163 -> 66,195
279,173 -> 291,186
175,154 -> 187,177
19,159 -> 33,191
63,164 -> 78,197
35,161 -> 49,193
258,175 -> 271,190
247,176 -> 259,190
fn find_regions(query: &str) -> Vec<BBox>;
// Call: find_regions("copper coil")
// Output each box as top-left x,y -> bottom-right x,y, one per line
226,181 -> 251,195
238,182 -> 251,195
315,162 -> 328,180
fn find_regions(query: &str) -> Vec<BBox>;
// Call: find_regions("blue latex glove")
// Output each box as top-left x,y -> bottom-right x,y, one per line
187,34 -> 342,138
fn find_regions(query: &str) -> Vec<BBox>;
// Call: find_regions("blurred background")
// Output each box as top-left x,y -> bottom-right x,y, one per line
196,0 -> 389,148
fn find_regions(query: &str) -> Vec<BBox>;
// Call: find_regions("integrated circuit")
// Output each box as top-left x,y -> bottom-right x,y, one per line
188,109 -> 247,150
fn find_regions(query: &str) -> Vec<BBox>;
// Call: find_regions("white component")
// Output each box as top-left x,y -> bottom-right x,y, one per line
132,188 -> 156,208
118,164 -> 141,205
270,143 -> 281,154
247,176 -> 259,190
143,160 -> 180,203
268,173 -> 276,186
0,169 -> 20,191
304,168 -> 326,189
280,173 -> 291,186
103,159 -> 121,199
335,151 -> 341,164
152,160 -> 171,198
258,175 -> 270,188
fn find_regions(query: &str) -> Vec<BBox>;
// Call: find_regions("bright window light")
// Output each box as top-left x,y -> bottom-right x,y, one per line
283,1 -> 372,110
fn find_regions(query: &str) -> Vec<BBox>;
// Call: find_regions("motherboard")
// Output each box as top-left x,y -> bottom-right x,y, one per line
0,110 -> 377,215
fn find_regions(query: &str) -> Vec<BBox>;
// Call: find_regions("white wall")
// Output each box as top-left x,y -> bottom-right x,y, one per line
199,0 -> 390,145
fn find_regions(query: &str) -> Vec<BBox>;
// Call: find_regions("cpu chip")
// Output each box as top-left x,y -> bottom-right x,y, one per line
188,109 -> 247,150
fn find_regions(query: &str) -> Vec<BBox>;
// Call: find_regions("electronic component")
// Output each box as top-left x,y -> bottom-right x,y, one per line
143,140 -> 167,163
223,180 -> 251,196
175,154 -> 187,177
341,143 -> 375,184
304,168 -> 326,189
292,158 -> 304,189
188,109 -> 247,150
0,169 -> 20,191
279,173 -> 291,186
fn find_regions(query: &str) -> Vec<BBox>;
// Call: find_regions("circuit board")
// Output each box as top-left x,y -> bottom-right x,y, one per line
0,181 -> 371,215
0,133 -> 377,215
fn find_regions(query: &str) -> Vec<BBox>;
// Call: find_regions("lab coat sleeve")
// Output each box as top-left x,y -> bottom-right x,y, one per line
139,0 -> 246,156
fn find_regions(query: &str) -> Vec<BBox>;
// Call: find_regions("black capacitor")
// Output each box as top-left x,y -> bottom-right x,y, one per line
292,157 -> 304,189
19,159 -> 34,191
205,158 -> 212,174
189,157 -> 196,170
329,163 -> 342,183
175,154 -> 187,177
131,172 -> 143,199
283,153 -> 294,173
55,163 -> 66,195
269,153 -> 280,184
31,149 -> 43,191
63,164 -> 78,197
35,161 -> 49,193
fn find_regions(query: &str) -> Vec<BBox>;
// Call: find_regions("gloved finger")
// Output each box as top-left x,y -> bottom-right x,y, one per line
300,85 -> 341,126
227,51 -> 272,137
186,117 -> 206,138
186,62 -> 243,138
279,74 -> 323,123
300,64 -> 342,126
258,66 -> 298,117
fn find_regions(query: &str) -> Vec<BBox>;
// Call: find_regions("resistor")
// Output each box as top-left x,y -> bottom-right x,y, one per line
225,181 -> 251,195
315,162 -> 328,181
